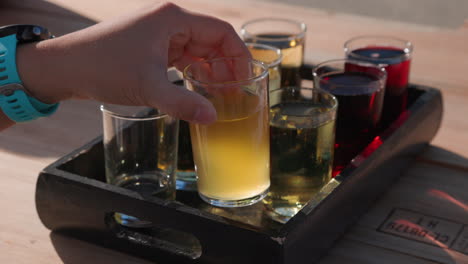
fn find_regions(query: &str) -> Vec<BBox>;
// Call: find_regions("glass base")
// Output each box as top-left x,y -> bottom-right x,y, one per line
176,171 -> 197,191
112,172 -> 175,228
113,171 -> 175,200
199,188 -> 269,208
264,205 -> 303,224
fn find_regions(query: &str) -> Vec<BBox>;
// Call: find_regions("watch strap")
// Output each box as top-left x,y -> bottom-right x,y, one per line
0,34 -> 21,85
0,89 -> 59,122
0,32 -> 59,122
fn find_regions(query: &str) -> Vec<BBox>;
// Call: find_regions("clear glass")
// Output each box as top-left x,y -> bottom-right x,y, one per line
313,59 -> 387,177
166,68 -> 198,191
245,42 -> 282,92
266,87 -> 337,223
184,57 -> 270,207
101,105 -> 179,227
344,35 -> 413,124
241,18 -> 306,87
177,119 -> 197,191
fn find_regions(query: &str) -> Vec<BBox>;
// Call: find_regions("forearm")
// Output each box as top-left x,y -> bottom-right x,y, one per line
0,39 -> 73,131
0,2 -> 241,129
16,39 -> 74,104
1,10 -> 166,130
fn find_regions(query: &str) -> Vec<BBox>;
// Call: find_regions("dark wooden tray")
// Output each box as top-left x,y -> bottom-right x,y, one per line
35,66 -> 443,264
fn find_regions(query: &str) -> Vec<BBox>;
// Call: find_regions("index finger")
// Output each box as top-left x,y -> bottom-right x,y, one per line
173,9 -> 253,80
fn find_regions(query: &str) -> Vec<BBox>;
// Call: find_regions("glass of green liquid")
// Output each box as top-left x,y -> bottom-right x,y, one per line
265,87 -> 337,223
241,18 -> 306,88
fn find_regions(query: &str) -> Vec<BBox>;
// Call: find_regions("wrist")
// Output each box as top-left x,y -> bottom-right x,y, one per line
16,39 -> 73,104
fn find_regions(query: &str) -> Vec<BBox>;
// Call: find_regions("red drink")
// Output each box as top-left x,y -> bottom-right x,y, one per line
314,59 -> 386,176
345,38 -> 413,125
319,72 -> 384,176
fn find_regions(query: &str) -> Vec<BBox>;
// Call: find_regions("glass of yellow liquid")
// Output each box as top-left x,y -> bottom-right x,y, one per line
245,42 -> 282,92
241,18 -> 306,88
183,57 -> 270,207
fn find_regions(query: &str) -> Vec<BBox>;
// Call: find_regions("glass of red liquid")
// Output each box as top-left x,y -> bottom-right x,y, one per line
344,36 -> 413,125
313,59 -> 387,177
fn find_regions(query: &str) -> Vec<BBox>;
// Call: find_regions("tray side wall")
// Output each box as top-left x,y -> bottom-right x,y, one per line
35,170 -> 282,264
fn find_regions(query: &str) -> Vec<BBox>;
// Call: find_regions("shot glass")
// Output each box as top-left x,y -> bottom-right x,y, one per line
101,105 -> 179,227
177,119 -> 197,190
313,59 -> 387,177
183,57 -> 270,207
265,87 -> 337,223
344,36 -> 413,125
245,42 -> 282,92
167,68 -> 198,191
241,18 -> 306,87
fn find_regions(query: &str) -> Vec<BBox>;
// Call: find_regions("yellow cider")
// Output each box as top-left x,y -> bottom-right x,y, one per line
190,89 -> 270,200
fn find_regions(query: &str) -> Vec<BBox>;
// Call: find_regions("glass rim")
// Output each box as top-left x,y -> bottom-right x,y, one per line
244,42 -> 283,68
183,57 -> 268,87
344,35 -> 413,62
240,17 -> 307,42
100,104 -> 169,121
312,58 -> 387,85
269,86 -> 338,115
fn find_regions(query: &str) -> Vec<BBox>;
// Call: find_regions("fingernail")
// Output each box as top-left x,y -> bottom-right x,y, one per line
193,106 -> 217,124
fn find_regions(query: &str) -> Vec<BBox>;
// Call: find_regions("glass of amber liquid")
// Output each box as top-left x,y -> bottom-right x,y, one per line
183,57 -> 270,207
245,42 -> 282,92
241,18 -> 306,87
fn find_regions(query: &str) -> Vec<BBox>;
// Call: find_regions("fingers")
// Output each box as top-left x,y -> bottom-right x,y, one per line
184,12 -> 253,81
142,3 -> 261,124
182,13 -> 248,58
169,7 -> 251,65
144,73 -> 217,124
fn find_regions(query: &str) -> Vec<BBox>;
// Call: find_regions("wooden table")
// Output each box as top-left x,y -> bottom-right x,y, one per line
0,0 -> 467,263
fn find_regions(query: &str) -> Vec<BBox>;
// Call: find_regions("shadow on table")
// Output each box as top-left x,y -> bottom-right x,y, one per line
418,146 -> 468,170
50,232 -> 153,264
321,146 -> 468,264
0,100 -> 103,157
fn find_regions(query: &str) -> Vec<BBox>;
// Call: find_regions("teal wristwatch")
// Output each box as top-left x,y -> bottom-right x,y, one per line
0,25 -> 59,122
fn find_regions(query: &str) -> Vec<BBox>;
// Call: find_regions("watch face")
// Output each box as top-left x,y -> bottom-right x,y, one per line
0,25 -> 52,43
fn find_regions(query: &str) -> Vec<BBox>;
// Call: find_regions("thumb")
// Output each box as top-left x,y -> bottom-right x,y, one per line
147,80 -> 217,125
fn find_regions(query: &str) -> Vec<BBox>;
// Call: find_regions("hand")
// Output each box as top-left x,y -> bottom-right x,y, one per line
16,2 -> 250,124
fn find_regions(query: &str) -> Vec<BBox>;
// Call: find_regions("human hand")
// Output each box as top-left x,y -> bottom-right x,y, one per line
17,2 -> 250,124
